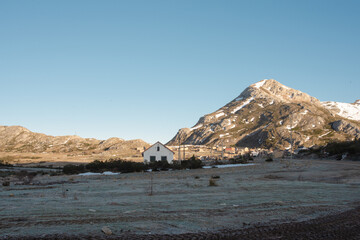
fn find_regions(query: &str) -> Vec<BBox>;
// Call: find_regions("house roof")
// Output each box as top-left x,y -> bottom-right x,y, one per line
142,141 -> 175,155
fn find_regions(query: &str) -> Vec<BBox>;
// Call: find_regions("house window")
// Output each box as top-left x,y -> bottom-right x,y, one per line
161,156 -> 167,162
150,156 -> 156,162
157,146 -> 160,151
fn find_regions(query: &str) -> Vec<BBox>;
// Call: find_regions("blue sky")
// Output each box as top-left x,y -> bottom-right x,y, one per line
1,0 -> 359,144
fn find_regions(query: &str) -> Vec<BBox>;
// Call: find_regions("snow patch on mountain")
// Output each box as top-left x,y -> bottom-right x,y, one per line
215,112 -> 225,118
231,97 -> 255,114
252,79 -> 268,89
322,101 -> 360,121
190,124 -> 203,131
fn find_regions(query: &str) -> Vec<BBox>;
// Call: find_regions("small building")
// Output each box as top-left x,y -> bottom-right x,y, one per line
225,147 -> 236,154
142,141 -> 174,164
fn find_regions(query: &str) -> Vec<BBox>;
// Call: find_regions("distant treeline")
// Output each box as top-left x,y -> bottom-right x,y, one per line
63,155 -> 203,174
300,139 -> 360,159
325,139 -> 360,156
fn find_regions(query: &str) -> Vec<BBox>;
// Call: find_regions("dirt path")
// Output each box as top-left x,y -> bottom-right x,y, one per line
2,205 -> 360,240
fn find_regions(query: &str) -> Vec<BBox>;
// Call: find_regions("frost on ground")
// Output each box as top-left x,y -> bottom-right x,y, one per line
78,171 -> 120,176
202,163 -> 255,169
1,159 -> 360,238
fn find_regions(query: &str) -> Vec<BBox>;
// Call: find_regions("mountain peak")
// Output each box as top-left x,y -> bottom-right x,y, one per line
235,79 -> 319,105
168,79 -> 360,149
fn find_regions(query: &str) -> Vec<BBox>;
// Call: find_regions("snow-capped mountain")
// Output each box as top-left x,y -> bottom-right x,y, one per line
168,79 -> 360,149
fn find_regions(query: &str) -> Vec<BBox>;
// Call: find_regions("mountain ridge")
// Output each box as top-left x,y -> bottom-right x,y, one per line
0,125 -> 149,154
168,79 -> 360,150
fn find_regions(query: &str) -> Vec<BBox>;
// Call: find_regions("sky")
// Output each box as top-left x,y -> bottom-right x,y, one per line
1,0 -> 360,144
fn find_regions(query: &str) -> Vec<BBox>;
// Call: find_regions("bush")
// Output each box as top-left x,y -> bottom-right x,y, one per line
63,164 -> 85,174
181,155 -> 203,169
85,160 -> 106,172
62,156 -> 203,175
325,140 -> 360,155
209,178 -> 217,187
265,157 -> 273,162
15,170 -> 37,184
2,181 -> 10,187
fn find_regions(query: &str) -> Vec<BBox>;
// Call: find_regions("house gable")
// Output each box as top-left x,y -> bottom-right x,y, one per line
142,141 -> 174,163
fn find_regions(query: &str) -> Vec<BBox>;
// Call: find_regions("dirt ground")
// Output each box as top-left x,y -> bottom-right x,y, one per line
1,158 -> 360,239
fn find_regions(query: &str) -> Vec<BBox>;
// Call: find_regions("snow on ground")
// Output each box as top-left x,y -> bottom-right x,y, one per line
279,120 -> 283,125
231,97 -> 255,114
219,133 -> 230,138
286,125 -> 296,130
215,112 -> 225,118
258,103 -> 264,108
250,117 -> 255,122
301,110 -> 309,115
203,163 -> 255,169
252,79 -> 268,89
79,171 -> 120,176
190,124 -> 203,131
319,131 -> 331,138
322,101 -> 360,121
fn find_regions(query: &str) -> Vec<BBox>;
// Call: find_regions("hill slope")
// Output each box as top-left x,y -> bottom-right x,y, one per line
0,125 -> 149,154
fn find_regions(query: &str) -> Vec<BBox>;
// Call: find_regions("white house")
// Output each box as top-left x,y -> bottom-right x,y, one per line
142,141 -> 174,164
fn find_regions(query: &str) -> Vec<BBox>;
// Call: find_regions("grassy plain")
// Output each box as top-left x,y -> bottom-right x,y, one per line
1,158 -> 360,238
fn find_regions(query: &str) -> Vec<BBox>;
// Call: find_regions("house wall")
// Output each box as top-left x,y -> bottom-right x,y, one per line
143,142 -> 174,164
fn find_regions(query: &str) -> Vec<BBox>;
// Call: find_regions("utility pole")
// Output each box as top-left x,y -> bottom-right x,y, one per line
290,129 -> 293,159
290,114 -> 293,159
178,138 -> 181,162
183,143 -> 186,161
221,140 -> 224,162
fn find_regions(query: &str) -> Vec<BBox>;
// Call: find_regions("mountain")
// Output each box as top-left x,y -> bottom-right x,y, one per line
0,125 -> 150,154
168,79 -> 360,150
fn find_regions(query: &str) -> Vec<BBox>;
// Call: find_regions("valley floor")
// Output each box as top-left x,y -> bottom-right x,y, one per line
1,158 -> 360,239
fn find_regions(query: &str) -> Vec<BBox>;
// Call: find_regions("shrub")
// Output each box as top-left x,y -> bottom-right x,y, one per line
181,155 -> 203,169
63,164 -> 85,174
265,157 -> 273,162
2,181 -> 10,187
325,140 -> 360,155
85,160 -> 106,172
15,170 -> 37,184
209,178 -> 217,187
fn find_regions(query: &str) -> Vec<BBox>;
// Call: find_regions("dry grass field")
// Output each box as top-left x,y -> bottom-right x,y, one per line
1,158 -> 360,239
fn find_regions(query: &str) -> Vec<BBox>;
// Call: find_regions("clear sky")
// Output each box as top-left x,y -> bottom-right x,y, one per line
1,0 -> 359,144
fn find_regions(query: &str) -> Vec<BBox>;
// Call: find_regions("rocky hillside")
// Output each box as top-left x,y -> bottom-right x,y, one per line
168,79 -> 360,150
0,125 -> 150,154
